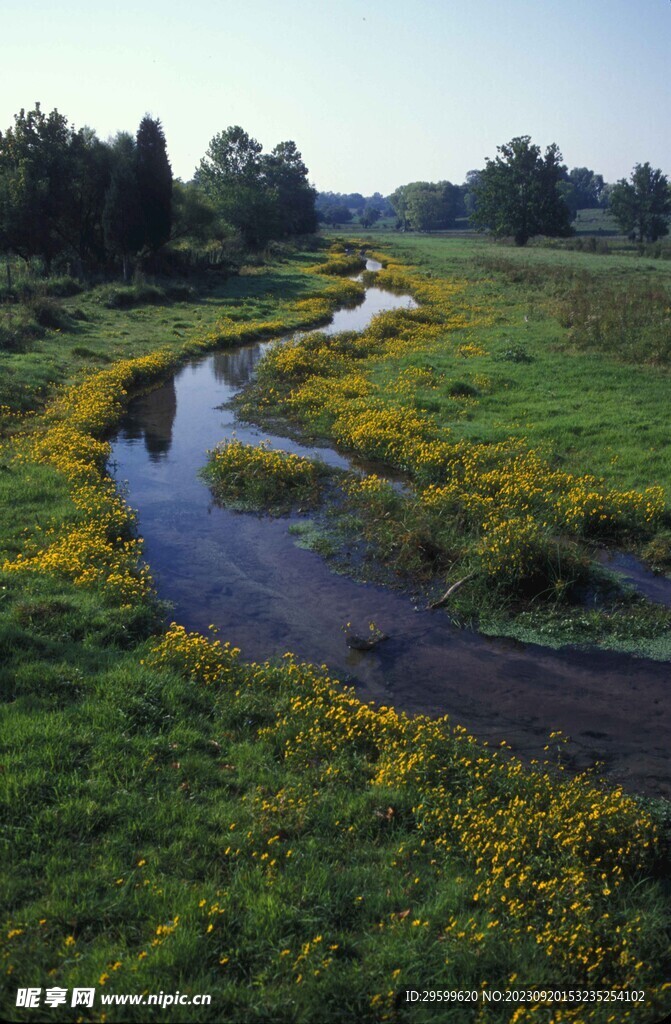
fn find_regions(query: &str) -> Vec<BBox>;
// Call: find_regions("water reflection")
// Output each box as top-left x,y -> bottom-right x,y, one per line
117,379 -> 177,462
212,343 -> 271,388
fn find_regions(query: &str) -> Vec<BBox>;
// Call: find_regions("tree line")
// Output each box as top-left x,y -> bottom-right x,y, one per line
0,104 -> 318,278
2,107 -> 668,270
319,137 -> 670,247
468,136 -> 670,246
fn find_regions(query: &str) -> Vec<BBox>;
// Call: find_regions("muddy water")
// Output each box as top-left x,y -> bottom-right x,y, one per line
109,266 -> 671,797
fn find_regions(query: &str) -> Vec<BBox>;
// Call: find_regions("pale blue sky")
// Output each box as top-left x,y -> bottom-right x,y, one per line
2,0 -> 669,194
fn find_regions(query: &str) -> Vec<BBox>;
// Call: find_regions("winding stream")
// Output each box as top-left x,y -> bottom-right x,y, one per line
110,263 -> 671,797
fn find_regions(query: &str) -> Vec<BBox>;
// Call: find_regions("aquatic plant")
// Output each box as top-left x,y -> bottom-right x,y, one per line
202,438 -> 325,513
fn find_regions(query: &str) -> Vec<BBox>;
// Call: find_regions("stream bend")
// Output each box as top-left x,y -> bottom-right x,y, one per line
110,264 -> 671,796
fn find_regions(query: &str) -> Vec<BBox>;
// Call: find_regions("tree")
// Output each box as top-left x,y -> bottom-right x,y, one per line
321,204 -> 352,227
463,170 -> 482,218
197,126 -> 273,246
0,104 -> 82,269
389,181 -> 465,232
559,166 -> 605,219
103,133 -> 143,279
389,185 -> 410,230
67,127 -> 114,267
471,136 -> 572,245
360,206 -> 381,228
171,180 -> 221,244
0,104 -> 118,271
609,163 -> 670,243
263,140 -> 317,237
136,115 -> 172,251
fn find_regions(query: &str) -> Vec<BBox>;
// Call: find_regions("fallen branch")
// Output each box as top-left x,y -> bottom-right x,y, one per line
428,573 -> 475,610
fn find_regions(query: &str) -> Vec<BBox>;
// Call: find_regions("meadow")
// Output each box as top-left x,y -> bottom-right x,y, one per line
1,237 -> 670,1022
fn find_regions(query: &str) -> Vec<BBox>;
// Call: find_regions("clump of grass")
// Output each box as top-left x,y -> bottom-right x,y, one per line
25,295 -> 71,329
201,439 -> 326,514
0,295 -> 72,351
338,474 -> 459,583
0,308 -> 40,351
498,343 -> 533,363
492,598 -> 671,654
642,531 -> 671,573
449,380 -> 479,398
98,282 -> 168,309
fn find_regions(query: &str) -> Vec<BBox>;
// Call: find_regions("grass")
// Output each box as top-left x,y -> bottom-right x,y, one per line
364,234 -> 671,493
1,239 -> 670,1022
0,250 -> 334,423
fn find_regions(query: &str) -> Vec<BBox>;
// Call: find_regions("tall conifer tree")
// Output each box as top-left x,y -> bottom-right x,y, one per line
136,115 -> 172,251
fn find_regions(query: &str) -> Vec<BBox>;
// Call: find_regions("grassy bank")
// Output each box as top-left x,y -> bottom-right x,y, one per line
1,242 -> 670,1022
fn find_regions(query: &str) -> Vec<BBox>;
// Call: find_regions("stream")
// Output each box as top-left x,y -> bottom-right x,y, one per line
110,262 -> 671,797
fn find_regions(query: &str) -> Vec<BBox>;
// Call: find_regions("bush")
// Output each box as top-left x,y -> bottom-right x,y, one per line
98,281 -> 196,309
165,282 -> 196,302
0,273 -> 82,304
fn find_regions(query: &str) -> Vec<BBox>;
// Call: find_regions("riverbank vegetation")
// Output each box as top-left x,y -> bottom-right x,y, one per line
238,238 -> 671,657
1,238 -> 670,1022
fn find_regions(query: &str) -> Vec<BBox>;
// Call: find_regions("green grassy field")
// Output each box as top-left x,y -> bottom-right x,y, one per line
366,234 -> 671,492
1,240 -> 670,1022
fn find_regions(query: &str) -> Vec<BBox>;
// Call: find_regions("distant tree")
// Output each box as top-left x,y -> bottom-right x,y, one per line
320,204 -> 352,227
103,133 -> 143,279
360,206 -> 381,228
136,115 -> 172,251
609,163 -> 670,243
559,167 -> 605,220
389,181 -> 462,232
367,192 -> 394,218
463,170 -> 482,218
411,182 -> 461,230
471,136 -> 573,245
389,185 -> 410,230
67,127 -> 114,267
315,191 -> 392,227
171,180 -> 222,244
408,183 -> 441,230
346,192 -> 366,212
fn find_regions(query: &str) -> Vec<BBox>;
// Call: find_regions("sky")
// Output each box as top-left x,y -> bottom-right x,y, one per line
1,0 -> 670,195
